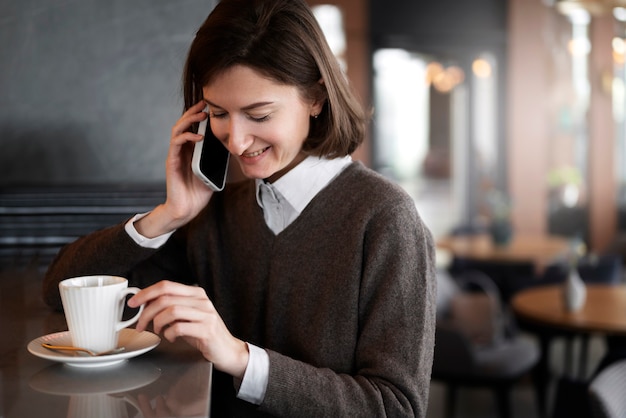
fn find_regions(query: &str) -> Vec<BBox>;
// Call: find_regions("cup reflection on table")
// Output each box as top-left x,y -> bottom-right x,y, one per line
29,357 -> 212,418
67,393 -> 140,418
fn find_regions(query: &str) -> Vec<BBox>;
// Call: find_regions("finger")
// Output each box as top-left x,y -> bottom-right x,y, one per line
149,298 -> 214,333
172,103 -> 208,137
138,295 -> 215,318
132,296 -> 183,332
155,395 -> 172,417
171,115 -> 206,139
170,130 -> 205,146
151,301 -> 215,335
128,280 -> 205,307
134,293 -> 213,333
135,394 -> 157,418
180,100 -> 207,119
161,319 -> 216,344
187,99 -> 207,113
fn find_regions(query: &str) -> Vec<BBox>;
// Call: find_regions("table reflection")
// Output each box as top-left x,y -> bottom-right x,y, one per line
28,359 -> 212,418
30,361 -> 161,418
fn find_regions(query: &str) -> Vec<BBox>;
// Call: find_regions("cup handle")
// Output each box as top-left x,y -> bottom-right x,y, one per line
116,287 -> 145,331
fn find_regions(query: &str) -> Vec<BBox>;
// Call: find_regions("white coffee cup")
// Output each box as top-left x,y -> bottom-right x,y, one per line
59,275 -> 145,353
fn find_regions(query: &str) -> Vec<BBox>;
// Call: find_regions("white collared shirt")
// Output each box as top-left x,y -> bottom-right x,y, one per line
126,155 -> 351,404
255,155 -> 352,234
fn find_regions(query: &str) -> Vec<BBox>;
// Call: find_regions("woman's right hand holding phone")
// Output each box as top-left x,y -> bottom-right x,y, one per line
135,101 -> 214,238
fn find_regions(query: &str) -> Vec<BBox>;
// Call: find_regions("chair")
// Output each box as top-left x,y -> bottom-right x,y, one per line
578,253 -> 623,285
447,257 -> 535,303
588,359 -> 626,418
533,252 -> 622,287
432,269 -> 540,418
577,254 -> 623,376
444,223 -> 535,303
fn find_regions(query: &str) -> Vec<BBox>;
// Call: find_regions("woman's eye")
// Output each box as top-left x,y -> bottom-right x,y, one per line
249,114 -> 270,122
209,111 -> 227,119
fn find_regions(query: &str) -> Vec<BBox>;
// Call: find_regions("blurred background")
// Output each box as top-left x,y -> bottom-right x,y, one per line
1,0 -> 623,254
2,1 -> 625,416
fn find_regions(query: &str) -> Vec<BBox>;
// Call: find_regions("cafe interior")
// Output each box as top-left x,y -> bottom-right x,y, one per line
3,0 -> 626,417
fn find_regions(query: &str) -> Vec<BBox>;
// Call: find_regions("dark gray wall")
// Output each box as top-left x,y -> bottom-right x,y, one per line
370,0 -> 508,55
0,0 -> 216,185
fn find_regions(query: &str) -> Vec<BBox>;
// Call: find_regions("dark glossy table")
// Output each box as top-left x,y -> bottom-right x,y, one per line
0,266 -> 213,418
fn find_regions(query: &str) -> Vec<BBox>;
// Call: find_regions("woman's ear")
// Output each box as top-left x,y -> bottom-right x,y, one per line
310,78 -> 326,117
310,101 -> 324,118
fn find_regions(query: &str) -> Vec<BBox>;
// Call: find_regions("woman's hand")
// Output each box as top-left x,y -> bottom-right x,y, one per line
128,280 -> 249,379
136,101 -> 216,238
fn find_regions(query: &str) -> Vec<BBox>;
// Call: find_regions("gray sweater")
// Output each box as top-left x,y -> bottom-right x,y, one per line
43,162 -> 436,417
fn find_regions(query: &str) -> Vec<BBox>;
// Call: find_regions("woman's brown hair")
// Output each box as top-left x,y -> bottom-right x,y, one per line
183,0 -> 367,157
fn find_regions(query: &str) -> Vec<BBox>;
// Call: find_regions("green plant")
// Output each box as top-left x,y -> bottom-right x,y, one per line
486,190 -> 511,221
547,166 -> 583,189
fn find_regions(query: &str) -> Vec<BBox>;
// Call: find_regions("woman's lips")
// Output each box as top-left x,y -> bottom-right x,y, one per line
242,146 -> 270,158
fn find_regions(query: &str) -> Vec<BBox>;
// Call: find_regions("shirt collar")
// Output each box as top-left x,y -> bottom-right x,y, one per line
255,155 -> 352,213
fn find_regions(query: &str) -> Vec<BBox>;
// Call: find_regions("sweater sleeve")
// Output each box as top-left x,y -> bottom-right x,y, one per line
42,222 -> 193,311
259,195 -> 437,417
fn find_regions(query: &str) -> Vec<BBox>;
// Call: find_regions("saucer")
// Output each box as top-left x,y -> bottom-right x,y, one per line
28,329 -> 161,368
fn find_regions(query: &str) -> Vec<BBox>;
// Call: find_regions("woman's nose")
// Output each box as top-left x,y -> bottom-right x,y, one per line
225,120 -> 253,156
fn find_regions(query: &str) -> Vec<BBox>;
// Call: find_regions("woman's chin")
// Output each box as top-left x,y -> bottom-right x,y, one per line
237,164 -> 275,181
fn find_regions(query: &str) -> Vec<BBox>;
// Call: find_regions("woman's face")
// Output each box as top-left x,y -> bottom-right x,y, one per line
202,65 -> 323,183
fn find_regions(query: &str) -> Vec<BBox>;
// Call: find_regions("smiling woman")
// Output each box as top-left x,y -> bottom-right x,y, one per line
42,0 -> 437,417
202,65 -> 322,182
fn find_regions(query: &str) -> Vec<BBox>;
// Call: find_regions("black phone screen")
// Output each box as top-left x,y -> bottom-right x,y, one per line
192,113 -> 231,191
198,130 -> 230,190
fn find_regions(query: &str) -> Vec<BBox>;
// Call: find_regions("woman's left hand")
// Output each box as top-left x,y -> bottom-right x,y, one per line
128,280 -> 249,378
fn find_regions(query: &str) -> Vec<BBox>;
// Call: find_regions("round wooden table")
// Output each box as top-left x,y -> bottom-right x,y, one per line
512,284 -> 626,416
512,284 -> 626,337
437,233 -> 571,273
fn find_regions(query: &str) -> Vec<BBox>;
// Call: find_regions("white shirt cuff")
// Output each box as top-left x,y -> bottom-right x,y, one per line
124,213 -> 174,249
236,343 -> 269,405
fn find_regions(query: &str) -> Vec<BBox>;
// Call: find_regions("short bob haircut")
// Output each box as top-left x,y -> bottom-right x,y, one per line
183,0 -> 368,158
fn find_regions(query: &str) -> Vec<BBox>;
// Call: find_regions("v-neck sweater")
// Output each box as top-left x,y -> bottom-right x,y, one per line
43,161 -> 437,418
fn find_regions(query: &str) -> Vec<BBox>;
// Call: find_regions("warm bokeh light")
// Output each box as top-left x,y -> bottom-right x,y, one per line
447,65 -> 465,85
472,58 -> 492,78
425,62 -> 444,86
613,37 -> 625,64
426,62 -> 465,93
568,37 -> 592,56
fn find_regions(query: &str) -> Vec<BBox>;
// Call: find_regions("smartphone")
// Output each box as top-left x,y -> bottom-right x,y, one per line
191,107 -> 230,191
